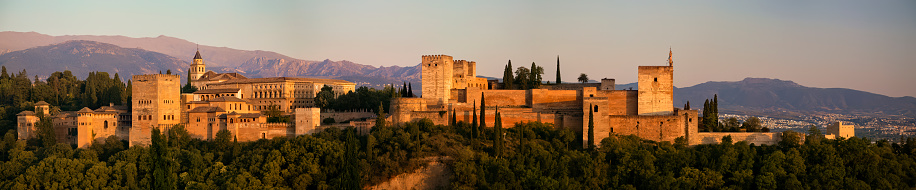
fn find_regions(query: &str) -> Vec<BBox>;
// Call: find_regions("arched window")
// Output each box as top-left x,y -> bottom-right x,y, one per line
104,121 -> 108,129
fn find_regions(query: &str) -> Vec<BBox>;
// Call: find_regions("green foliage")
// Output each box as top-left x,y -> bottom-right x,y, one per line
578,73 -> 588,83
588,105 -> 595,150
315,85 -> 398,113
556,56 -> 561,84
180,83 -> 198,93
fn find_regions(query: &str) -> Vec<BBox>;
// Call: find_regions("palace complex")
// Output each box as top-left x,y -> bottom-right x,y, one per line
16,50 -> 853,148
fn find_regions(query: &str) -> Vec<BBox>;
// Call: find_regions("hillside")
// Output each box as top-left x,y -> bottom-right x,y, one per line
0,40 -> 187,79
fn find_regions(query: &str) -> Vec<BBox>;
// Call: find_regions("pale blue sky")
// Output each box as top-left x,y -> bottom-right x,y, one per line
1,0 -> 915,97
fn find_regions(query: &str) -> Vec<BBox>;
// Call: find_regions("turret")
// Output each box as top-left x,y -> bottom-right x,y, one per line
189,50 -> 206,81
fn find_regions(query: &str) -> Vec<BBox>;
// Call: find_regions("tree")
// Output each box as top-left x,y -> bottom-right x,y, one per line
166,69 -> 172,75
778,131 -> 801,149
587,104 -> 595,150
742,117 -> 761,132
724,117 -> 740,132
407,83 -> 414,97
150,127 -> 176,190
181,83 -> 198,93
529,62 -> 544,89
35,115 -> 56,147
479,93 -> 486,130
315,85 -> 335,108
472,100 -> 478,139
578,73 -> 588,83
494,108 -> 503,158
514,66 -> 530,90
340,128 -> 362,190
502,60 -> 514,89
556,56 -> 561,84
375,102 -> 386,128
450,108 -> 457,127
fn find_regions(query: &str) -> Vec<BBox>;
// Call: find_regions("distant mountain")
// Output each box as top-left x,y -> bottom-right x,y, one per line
0,31 -> 293,68
0,31 -> 423,87
673,78 -> 916,118
0,40 -> 187,80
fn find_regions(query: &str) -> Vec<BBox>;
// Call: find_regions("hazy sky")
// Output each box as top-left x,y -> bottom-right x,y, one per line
2,0 -> 915,97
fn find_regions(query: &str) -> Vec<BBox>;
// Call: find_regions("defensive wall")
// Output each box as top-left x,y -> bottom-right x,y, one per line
690,132 -> 782,145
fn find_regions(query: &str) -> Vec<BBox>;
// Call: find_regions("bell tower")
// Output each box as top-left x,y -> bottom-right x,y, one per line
189,49 -> 206,82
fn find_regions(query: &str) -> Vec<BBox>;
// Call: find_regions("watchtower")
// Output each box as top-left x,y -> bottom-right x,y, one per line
637,51 -> 674,115
130,74 -> 181,146
421,55 -> 454,104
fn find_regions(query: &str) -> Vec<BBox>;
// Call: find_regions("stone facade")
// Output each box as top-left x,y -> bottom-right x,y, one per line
130,74 -> 181,147
637,66 -> 673,116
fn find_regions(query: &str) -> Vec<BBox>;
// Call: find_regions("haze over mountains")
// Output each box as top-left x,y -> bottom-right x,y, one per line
0,31 -> 913,118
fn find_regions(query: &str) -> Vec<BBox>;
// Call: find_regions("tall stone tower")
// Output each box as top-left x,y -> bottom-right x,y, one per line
421,55 -> 454,104
637,51 -> 674,115
189,50 -> 206,82
130,74 -> 181,146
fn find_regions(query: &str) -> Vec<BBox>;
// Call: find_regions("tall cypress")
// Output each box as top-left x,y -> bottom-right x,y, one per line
407,83 -> 414,97
494,107 -> 503,158
450,108 -> 457,126
503,60 -> 514,89
401,82 -> 407,97
479,93 -> 486,129
472,100 -> 478,139
556,56 -> 561,84
588,104 -> 595,150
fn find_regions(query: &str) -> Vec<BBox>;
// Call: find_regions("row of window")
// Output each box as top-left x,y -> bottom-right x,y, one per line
136,114 -> 176,121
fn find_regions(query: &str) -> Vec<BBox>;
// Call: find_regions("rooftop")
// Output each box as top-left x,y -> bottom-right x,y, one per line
217,77 -> 354,85
193,88 -> 241,94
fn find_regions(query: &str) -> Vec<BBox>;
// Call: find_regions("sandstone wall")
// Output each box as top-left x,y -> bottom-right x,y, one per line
530,89 -> 580,111
130,74 -> 181,147
321,111 -> 375,123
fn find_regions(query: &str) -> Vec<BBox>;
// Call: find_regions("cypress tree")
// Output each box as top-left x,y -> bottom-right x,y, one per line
479,93 -> 486,129
503,60 -> 514,89
494,107 -> 503,158
450,108 -> 457,126
556,56 -> 561,84
1,66 -> 8,79
375,102 -> 386,128
472,100 -> 478,139
407,83 -> 414,97
588,104 -> 595,150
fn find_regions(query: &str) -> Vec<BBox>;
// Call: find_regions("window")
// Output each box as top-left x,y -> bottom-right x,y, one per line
654,78 -> 657,82
594,105 -> 598,112
261,133 -> 266,139
104,121 -> 108,129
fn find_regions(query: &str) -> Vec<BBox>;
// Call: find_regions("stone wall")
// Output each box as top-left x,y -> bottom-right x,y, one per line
321,111 -> 375,123
530,89 -> 581,111
690,132 -> 781,145
539,83 -> 600,90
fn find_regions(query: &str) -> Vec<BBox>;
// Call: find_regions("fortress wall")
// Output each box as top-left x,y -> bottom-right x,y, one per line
597,90 -> 638,115
691,132 -> 781,145
589,115 -> 685,147
539,83 -> 601,90
450,89 -> 467,103
530,89 -> 581,110
321,111 -> 375,123
230,123 -> 294,142
474,90 -> 527,107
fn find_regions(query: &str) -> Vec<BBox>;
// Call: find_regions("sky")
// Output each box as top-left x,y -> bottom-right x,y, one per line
1,0 -> 915,97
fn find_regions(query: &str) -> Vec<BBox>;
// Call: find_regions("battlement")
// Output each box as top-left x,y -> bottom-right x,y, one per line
132,74 -> 181,81
422,55 -> 454,63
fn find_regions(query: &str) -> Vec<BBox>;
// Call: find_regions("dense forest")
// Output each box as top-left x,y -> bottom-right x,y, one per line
1,68 -> 915,189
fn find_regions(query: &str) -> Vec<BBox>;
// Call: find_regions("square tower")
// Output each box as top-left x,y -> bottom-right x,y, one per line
130,74 -> 181,146
827,121 -> 855,139
421,55 -> 454,104
637,66 -> 674,115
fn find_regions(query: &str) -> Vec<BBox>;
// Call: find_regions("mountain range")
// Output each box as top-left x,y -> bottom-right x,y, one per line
1,31 -> 913,118
0,31 -> 422,86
